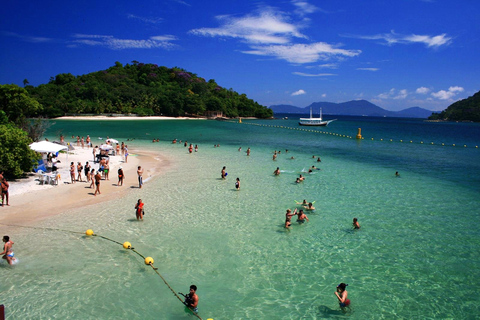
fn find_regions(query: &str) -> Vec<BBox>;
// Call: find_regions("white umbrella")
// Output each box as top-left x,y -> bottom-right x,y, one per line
99,144 -> 113,150
105,138 -> 119,144
29,141 -> 68,153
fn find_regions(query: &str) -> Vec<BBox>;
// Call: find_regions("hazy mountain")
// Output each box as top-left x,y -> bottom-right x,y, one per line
269,100 -> 433,118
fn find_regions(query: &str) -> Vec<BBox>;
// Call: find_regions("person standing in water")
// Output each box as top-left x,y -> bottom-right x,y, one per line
246,148 -> 251,156
1,235 -> 16,265
235,178 -> 240,190
221,166 -> 227,179
135,199 -> 144,221
183,285 -> 199,312
273,167 -> 280,175
297,209 -> 309,224
353,218 -> 360,229
335,283 -> 350,309
285,208 -> 297,229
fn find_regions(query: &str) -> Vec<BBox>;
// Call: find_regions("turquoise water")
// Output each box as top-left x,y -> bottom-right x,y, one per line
1,117 -> 480,319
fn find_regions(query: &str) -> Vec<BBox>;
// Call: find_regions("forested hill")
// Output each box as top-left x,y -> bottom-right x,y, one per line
429,90 -> 480,122
24,61 -> 273,118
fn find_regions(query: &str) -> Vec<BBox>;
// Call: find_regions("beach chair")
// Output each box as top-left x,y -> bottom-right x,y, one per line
36,170 -> 45,185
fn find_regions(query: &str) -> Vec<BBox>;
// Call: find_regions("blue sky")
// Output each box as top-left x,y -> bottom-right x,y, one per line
1,0 -> 479,111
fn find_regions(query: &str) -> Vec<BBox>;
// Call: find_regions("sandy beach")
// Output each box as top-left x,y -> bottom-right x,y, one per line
0,145 -> 171,226
56,116 -> 207,120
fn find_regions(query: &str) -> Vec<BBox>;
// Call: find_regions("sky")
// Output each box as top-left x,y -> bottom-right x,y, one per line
1,0 -> 479,112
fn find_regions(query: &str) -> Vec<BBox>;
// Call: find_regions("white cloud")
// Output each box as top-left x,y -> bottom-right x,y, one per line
243,42 -> 360,64
189,9 -> 306,45
127,14 -> 163,24
321,93 -> 327,98
292,1 -> 319,16
72,34 -> 177,50
357,68 -> 379,71
293,72 -> 336,77
394,89 -> 408,100
416,87 -> 430,94
345,30 -> 452,48
190,5 -> 361,65
317,63 -> 338,69
431,86 -> 464,100
292,89 -> 306,96
3,31 -> 53,43
377,88 -> 408,100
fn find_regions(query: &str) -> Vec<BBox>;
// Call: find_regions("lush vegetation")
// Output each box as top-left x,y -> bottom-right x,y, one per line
429,90 -> 480,122
0,110 -> 39,178
25,61 -> 273,118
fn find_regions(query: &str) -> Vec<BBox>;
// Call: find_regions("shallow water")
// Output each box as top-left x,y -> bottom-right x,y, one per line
1,117 -> 480,319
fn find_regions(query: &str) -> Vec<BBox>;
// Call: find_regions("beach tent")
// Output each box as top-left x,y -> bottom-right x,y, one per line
29,141 -> 68,153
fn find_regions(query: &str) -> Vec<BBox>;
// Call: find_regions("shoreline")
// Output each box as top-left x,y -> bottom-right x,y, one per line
55,116 -> 208,120
0,146 -> 172,226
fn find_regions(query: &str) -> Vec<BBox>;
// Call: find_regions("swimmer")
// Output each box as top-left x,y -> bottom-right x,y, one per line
295,199 -> 308,206
395,171 -> 400,177
303,202 -> 315,211
297,209 -> 309,224
273,152 -> 277,161
285,208 -> 297,229
317,157 -> 321,162
353,218 -> 360,229
221,166 -> 227,179
1,235 -> 16,265
246,148 -> 251,156
295,178 -> 301,183
273,167 -> 280,175
235,177 -> 240,190
311,165 -> 319,170
238,147 -> 242,152
299,174 -> 305,181
335,283 -> 350,310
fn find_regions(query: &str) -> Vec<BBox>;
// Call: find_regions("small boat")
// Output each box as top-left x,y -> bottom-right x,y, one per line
299,108 -> 336,126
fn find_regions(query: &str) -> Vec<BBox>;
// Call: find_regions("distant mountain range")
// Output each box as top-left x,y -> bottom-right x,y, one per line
269,100 -> 433,118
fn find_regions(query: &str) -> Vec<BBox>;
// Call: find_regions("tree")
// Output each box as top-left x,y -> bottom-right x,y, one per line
23,79 -> 29,87
0,84 -> 42,124
0,123 -> 39,178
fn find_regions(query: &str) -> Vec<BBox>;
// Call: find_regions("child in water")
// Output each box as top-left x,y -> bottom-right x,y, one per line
335,283 -> 350,309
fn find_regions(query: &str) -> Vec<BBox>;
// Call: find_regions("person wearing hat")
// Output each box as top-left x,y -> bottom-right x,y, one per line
118,166 -> 125,186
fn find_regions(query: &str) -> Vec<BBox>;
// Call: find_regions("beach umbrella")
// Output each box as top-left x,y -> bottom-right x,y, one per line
99,144 -> 113,150
29,141 -> 68,153
105,138 -> 119,144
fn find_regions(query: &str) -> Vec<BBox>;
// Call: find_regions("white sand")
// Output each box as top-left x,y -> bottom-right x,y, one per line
1,145 -> 171,225
56,116 -> 207,120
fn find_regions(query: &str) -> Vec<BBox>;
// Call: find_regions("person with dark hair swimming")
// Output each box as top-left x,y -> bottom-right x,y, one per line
335,283 -> 350,309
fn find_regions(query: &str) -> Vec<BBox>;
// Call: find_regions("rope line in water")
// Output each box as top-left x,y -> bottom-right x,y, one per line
0,223 -> 203,320
229,120 -> 479,149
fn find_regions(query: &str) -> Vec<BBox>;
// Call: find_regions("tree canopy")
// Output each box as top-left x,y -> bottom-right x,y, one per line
429,90 -> 480,122
26,61 -> 273,118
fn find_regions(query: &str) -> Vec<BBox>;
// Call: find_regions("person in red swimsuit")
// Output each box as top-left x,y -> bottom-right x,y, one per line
135,199 -> 144,221
335,283 -> 350,309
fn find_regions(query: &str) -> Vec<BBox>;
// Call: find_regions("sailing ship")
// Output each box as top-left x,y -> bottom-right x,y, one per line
298,108 -> 336,126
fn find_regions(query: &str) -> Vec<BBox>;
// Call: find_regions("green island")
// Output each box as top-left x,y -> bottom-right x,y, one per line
429,90 -> 480,122
0,61 -> 274,178
10,61 -> 274,119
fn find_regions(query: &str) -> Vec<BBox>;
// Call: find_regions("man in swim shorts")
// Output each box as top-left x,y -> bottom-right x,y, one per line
183,285 -> 199,312
1,235 -> 16,265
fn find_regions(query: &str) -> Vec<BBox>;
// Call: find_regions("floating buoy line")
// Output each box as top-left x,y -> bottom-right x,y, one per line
227,120 -> 479,149
1,223 -> 206,320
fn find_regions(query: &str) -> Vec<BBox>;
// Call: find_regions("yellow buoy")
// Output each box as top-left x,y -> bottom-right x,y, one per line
123,242 -> 132,249
86,229 -> 94,236
145,257 -> 154,265
356,128 -> 362,139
